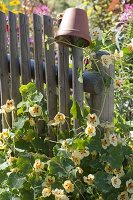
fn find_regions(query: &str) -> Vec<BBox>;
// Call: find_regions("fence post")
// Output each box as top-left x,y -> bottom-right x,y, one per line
0,12 -> 11,129
72,47 -> 83,129
19,13 -> 31,84
9,12 -> 21,105
90,51 -> 115,123
58,44 -> 70,130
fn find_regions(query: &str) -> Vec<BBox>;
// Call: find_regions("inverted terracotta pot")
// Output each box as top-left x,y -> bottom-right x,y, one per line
55,8 -> 91,48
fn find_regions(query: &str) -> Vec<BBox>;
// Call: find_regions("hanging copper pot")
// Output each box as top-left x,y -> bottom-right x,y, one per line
55,8 -> 91,48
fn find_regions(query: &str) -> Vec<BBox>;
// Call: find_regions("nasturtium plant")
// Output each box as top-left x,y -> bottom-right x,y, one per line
0,82 -> 132,200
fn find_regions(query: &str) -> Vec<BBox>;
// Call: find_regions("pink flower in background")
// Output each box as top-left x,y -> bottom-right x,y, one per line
119,4 -> 133,22
33,5 -> 50,16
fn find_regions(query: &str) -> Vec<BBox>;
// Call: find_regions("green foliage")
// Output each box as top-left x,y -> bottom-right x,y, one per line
0,83 -> 132,200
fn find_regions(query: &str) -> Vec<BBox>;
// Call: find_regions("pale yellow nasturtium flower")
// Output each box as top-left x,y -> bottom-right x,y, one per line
109,133 -> 118,146
0,129 -> 9,140
83,174 -> 95,185
63,180 -> 74,193
71,155 -> 81,166
29,104 -> 42,117
114,49 -> 123,60
90,27 -> 103,41
52,189 -> 69,200
85,124 -> 96,137
111,176 -> 121,188
48,112 -> 66,126
76,167 -> 83,174
117,191 -> 129,200
78,148 -> 90,158
42,176 -> 55,187
42,187 -> 52,198
104,163 -> 113,174
9,0 -> 21,6
71,149 -> 89,161
101,54 -> 113,68
0,99 -> 15,113
33,159 -> 44,173
113,166 -> 125,178
54,112 -> 66,125
87,113 -> 100,127
6,156 -> 16,166
101,136 -> 110,149
126,179 -> 133,194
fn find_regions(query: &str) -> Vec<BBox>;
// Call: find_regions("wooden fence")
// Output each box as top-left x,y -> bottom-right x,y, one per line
0,11 -> 114,131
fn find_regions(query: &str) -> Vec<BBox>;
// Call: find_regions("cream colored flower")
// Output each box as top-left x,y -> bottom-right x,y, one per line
101,136 -> 110,149
104,164 -> 113,174
71,150 -> 81,165
48,112 -> 66,126
85,124 -> 96,137
63,180 -> 74,193
42,187 -> 52,198
42,176 -> 55,187
83,174 -> 95,185
109,133 -> 118,146
127,38 -> 133,52
52,189 -> 69,200
29,118 -> 35,126
87,113 -> 100,127
0,129 -> 9,139
114,49 -> 123,60
111,176 -> 121,188
33,159 -> 44,173
114,166 -> 125,178
71,155 -> 81,166
76,167 -> 83,174
6,156 -> 16,166
78,148 -> 90,158
72,149 -> 89,160
90,27 -> 103,41
126,179 -> 133,194
101,55 -> 113,68
129,194 -> 133,200
113,167 -> 124,178
29,104 -> 42,117
52,189 -> 64,196
1,99 -> 15,113
54,112 -> 66,125
61,138 -> 73,149
117,191 -> 129,200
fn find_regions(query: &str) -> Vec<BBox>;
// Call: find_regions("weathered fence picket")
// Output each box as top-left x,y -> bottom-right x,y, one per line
19,13 -> 31,84
0,11 -> 114,135
0,12 -> 11,128
33,14 -> 44,94
9,12 -> 21,104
